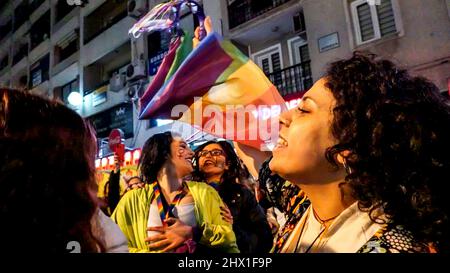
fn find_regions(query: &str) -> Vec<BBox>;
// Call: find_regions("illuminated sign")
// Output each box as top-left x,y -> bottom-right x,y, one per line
96,148 -> 142,171
250,97 -> 304,120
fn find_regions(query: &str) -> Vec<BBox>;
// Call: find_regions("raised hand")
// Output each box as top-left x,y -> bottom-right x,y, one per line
220,204 -> 233,225
193,16 -> 213,48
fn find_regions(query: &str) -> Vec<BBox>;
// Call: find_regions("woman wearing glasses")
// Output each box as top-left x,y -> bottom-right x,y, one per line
111,132 -> 239,253
192,141 -> 273,253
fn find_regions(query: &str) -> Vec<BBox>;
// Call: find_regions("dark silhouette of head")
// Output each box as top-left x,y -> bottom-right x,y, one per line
0,88 -> 105,252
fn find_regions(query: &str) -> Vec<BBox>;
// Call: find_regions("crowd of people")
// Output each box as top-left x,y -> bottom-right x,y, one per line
1,51 -> 449,253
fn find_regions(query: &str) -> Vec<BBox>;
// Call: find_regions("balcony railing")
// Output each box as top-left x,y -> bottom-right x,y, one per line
228,0 -> 291,29
267,61 -> 313,97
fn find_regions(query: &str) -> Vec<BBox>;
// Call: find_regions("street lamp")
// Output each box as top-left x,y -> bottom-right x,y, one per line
68,91 -> 82,106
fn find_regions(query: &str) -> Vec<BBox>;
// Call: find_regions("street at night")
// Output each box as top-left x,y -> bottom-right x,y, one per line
0,0 -> 449,269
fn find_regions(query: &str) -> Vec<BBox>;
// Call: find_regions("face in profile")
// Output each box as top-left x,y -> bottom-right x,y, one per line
269,78 -> 345,184
198,143 -> 229,177
170,136 -> 194,178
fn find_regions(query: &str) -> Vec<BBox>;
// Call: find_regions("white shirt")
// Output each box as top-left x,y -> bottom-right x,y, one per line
147,203 -> 197,237
282,202 -> 384,253
96,209 -> 129,253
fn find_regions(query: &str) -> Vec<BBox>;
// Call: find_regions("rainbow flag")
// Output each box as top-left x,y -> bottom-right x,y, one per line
139,32 -> 287,149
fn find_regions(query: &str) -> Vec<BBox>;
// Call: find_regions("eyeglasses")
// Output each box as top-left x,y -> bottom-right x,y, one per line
198,149 -> 225,158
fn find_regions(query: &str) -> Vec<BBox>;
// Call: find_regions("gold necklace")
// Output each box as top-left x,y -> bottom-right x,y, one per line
312,208 -> 339,224
309,209 -> 339,252
294,208 -> 339,253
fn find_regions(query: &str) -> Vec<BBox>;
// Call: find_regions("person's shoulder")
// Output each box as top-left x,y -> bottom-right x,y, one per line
186,180 -> 214,192
121,183 -> 154,203
186,181 -> 222,202
95,209 -> 129,252
358,224 -> 436,253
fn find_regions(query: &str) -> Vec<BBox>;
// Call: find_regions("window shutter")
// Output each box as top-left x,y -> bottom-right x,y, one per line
261,58 -> 270,75
357,3 -> 375,42
376,0 -> 397,37
57,31 -> 78,49
271,53 -> 281,71
299,45 -> 310,62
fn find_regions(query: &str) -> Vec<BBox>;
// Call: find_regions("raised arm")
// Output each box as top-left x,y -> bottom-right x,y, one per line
233,141 -> 271,180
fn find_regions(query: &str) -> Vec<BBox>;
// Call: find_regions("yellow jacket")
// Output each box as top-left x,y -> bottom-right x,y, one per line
111,181 -> 240,253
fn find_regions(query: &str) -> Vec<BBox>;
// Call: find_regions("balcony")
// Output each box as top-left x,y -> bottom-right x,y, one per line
83,0 -> 128,44
228,0 -> 292,29
55,0 -> 77,25
52,61 -> 79,89
0,19 -> 12,43
11,56 -> 28,77
0,55 -> 9,72
30,10 -> 51,51
29,0 -> 46,10
13,1 -> 30,32
12,43 -> 28,66
267,61 -> 313,97
227,0 -> 300,45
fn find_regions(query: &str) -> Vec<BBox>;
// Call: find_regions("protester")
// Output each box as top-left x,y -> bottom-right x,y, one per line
237,52 -> 450,253
124,176 -> 145,193
0,88 -> 128,253
257,156 -> 310,252
111,132 -> 239,253
101,154 -> 122,216
192,140 -> 273,253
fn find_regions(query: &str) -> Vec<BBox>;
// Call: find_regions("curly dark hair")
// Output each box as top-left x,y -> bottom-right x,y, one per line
139,131 -> 176,183
323,52 -> 450,252
0,88 -> 105,252
192,140 -> 248,185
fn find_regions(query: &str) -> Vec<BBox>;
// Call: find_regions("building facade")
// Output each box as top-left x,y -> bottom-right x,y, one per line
0,0 -> 199,157
1,0 -> 449,157
205,0 -> 450,94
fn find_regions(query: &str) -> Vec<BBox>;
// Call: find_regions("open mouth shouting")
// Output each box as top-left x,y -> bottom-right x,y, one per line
274,134 -> 288,151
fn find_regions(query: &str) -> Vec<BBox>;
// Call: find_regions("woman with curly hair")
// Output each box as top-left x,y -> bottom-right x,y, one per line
237,52 -> 450,253
192,140 -> 273,253
111,132 -> 239,253
0,88 -> 128,253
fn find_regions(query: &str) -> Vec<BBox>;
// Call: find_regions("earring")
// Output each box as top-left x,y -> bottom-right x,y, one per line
343,159 -> 352,174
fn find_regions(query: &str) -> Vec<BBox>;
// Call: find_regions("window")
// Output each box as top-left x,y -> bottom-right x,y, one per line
147,31 -> 170,59
54,31 -> 79,65
0,55 -> 9,71
253,45 -> 283,75
0,19 -> 12,40
29,0 -> 46,12
13,1 -> 29,32
84,0 -> 128,44
288,37 -> 309,65
146,30 -> 171,76
351,0 -> 399,45
30,11 -> 51,50
29,54 -> 50,89
253,45 -> 283,87
55,0 -> 77,23
12,42 -> 28,65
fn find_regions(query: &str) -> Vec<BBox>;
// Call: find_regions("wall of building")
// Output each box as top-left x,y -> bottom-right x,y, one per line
303,0 -> 450,90
302,0 -> 353,81
1,0 -> 449,153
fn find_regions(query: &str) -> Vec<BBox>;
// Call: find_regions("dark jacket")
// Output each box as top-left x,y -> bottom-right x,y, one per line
102,169 -> 121,216
218,181 -> 273,253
